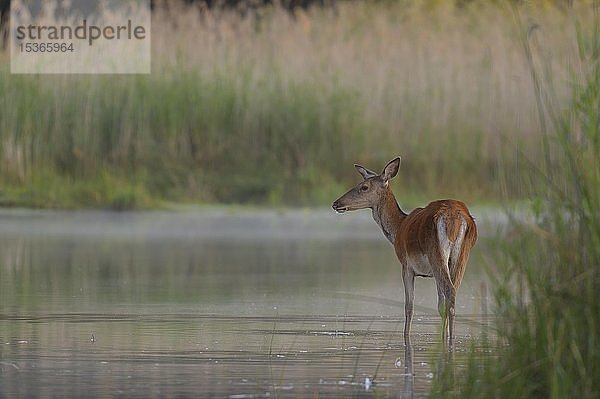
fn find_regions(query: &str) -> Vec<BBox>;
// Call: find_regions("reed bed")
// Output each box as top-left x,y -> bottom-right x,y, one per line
0,1 -> 591,208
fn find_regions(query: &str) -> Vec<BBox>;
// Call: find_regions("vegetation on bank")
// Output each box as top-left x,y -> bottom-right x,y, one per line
431,6 -> 600,398
0,1 -> 598,396
0,1 -> 592,209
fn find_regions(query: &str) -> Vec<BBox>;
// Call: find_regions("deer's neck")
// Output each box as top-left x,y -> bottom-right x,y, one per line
372,190 -> 407,244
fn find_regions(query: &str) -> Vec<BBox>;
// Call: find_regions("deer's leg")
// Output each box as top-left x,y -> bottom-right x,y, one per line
403,268 -> 415,346
448,292 -> 456,348
431,252 -> 455,347
436,283 -> 449,343
437,286 -> 456,347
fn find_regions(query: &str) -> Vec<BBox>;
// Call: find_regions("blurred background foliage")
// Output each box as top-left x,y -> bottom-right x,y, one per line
0,0 -> 594,208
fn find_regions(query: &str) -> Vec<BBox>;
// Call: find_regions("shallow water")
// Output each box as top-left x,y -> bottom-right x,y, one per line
0,208 -> 497,398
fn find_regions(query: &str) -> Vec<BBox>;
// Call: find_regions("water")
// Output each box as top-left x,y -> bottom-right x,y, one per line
0,208 -> 498,398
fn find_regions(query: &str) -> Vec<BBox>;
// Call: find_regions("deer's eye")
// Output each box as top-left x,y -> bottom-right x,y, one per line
360,184 -> 369,191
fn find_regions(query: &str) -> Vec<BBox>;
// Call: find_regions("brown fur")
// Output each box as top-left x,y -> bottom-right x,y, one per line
394,199 -> 477,286
332,157 -> 477,347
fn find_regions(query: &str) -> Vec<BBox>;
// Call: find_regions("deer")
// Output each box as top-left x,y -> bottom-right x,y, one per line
332,157 -> 477,347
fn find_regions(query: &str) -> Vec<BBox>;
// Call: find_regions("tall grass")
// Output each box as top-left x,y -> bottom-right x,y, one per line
431,5 -> 600,398
0,70 -> 365,207
0,2 -> 592,208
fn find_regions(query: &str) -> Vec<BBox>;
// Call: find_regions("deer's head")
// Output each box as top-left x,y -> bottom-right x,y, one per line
332,157 -> 401,213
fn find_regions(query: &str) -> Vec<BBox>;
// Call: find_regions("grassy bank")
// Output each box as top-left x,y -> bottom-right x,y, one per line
0,71 -> 365,208
431,6 -> 600,398
0,2 -> 592,208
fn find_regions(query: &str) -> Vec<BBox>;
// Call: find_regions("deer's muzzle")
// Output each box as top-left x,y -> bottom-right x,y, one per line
332,199 -> 348,213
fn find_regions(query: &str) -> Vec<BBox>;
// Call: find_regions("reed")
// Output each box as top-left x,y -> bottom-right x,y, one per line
431,5 -> 600,397
0,2 -> 591,208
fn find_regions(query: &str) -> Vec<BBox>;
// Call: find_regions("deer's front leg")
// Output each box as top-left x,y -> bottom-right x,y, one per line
403,267 -> 415,346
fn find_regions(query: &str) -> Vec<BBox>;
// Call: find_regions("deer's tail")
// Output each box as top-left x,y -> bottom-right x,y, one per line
449,213 -> 477,288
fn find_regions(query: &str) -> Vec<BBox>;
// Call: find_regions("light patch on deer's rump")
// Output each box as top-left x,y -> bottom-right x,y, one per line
437,218 -> 453,265
450,216 -> 467,268
437,216 -> 467,271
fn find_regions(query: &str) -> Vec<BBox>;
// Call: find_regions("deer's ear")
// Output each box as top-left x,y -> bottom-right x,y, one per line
381,157 -> 401,183
354,164 -> 378,180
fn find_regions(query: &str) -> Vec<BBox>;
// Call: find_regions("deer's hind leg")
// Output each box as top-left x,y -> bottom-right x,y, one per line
434,277 -> 455,345
432,221 -> 456,346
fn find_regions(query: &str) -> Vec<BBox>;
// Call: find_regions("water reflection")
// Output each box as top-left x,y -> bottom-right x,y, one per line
402,339 -> 415,399
0,209 -> 495,398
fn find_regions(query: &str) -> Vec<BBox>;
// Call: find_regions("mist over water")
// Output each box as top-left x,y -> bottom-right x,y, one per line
0,208 -> 496,398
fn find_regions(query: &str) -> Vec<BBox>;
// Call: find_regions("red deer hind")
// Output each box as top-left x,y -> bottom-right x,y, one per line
332,157 -> 477,346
